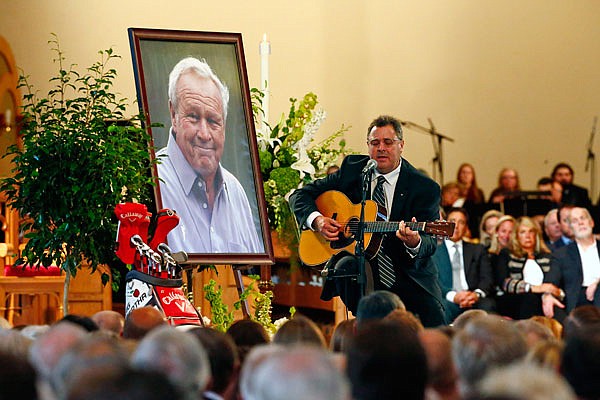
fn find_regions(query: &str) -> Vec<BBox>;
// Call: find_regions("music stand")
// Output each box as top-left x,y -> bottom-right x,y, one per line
502,191 -> 554,217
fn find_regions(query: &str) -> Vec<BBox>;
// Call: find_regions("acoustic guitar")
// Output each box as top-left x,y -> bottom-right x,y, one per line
298,191 -> 455,266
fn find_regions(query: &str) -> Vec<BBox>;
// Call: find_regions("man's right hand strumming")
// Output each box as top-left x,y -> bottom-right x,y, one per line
312,216 -> 342,241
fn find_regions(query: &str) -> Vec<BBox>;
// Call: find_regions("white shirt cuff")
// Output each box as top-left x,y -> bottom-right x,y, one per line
447,290 -> 457,303
306,211 -> 322,230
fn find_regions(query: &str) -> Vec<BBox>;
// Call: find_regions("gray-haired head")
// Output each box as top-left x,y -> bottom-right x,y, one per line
131,325 -> 210,400
168,57 -> 230,121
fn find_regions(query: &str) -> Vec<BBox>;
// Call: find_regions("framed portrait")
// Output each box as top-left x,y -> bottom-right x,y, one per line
128,28 -> 273,265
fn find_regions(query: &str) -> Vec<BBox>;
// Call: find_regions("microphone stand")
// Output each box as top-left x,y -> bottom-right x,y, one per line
355,168 -> 372,298
400,118 -> 454,184
585,116 -> 597,200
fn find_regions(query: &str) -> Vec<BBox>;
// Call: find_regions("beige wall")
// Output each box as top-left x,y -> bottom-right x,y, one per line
2,0 -> 600,200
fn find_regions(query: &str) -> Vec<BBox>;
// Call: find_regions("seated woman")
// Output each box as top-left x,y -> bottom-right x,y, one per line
457,163 -> 486,238
457,163 -> 485,205
489,168 -> 521,204
495,216 -> 563,320
478,209 -> 504,249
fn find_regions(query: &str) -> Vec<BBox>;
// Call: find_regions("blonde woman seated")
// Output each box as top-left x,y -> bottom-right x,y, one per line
479,209 -> 504,249
488,215 -> 516,274
495,216 -> 565,320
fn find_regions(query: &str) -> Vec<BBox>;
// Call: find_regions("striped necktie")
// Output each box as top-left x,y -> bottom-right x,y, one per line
373,175 -> 395,288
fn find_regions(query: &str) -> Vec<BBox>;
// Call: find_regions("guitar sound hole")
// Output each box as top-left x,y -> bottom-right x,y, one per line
330,217 -> 357,250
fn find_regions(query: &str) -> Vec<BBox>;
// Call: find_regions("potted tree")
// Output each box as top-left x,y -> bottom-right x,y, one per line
0,35 -> 156,312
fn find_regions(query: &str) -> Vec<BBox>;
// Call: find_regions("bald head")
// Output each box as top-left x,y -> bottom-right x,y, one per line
123,307 -> 167,340
92,310 -> 125,336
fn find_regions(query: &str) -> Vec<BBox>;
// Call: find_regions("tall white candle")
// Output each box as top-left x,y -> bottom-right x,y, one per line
259,33 -> 270,134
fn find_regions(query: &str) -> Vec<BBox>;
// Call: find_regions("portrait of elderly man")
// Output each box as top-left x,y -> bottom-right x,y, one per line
156,57 -> 263,253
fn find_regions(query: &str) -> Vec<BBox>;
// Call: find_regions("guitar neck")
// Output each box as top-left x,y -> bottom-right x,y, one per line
363,221 -> 426,233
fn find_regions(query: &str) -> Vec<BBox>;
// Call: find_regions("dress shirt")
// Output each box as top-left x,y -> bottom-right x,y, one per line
156,130 -> 263,253
578,242 -> 600,287
444,239 -> 468,302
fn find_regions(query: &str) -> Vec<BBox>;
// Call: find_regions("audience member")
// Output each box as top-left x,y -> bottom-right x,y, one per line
562,305 -> 600,339
346,320 -> 427,400
476,362 -> 576,400
561,327 -> 600,400
326,164 -> 340,175
19,324 -> 50,340
355,290 -> 406,330
188,327 -> 239,400
452,315 -> 527,398
123,306 -> 167,340
557,204 -> 575,245
50,332 -> 130,400
488,215 -> 515,257
514,318 -> 556,347
418,328 -> 460,400
330,318 -> 355,353
432,207 -> 495,323
451,309 -> 489,331
272,314 -> 327,348
529,315 -> 563,339
251,345 -> 350,400
525,340 -> 564,371
0,328 -> 32,359
131,325 -> 210,400
457,163 -> 485,205
495,216 -> 563,320
59,314 -> 99,332
384,309 -> 425,333
238,344 -> 286,400
478,209 -> 503,249
441,181 -> 464,213
488,168 -> 520,204
537,176 -> 563,205
91,310 -> 125,336
0,350 -> 38,400
67,367 -> 183,400
551,162 -> 592,209
226,319 -> 270,363
546,207 -> 600,319
544,208 -> 564,251
28,321 -> 88,399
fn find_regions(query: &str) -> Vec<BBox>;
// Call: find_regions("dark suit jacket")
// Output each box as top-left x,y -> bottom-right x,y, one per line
432,241 -> 494,298
289,154 -> 445,326
548,240 -> 600,313
562,183 -> 592,209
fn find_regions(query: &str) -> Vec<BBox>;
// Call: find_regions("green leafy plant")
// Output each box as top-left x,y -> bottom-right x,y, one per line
0,35 -> 156,310
252,90 -> 351,236
203,275 -> 295,335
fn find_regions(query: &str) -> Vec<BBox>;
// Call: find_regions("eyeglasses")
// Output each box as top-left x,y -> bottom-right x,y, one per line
367,138 -> 401,147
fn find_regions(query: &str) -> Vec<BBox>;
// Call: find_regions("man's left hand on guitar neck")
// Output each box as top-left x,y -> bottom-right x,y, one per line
396,218 -> 422,254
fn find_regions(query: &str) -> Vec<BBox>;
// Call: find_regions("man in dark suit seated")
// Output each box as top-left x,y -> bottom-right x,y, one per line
552,162 -> 592,209
545,207 -> 600,316
432,207 -> 495,323
289,115 -> 446,327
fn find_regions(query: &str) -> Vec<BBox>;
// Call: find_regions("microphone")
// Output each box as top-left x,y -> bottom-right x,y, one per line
362,159 -> 378,175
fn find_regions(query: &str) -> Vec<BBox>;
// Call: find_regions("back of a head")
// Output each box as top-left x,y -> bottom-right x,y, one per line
0,350 -> 37,400
384,309 -> 424,334
346,320 -> 427,400
561,327 -> 600,399
239,344 -> 286,400
67,367 -> 183,400
419,328 -> 459,399
123,306 -> 167,340
451,309 -> 488,331
131,325 -> 210,399
272,314 -> 327,348
563,305 -> 600,339
28,321 -> 88,382
330,318 -> 356,353
187,327 -> 239,395
226,319 -> 270,363
514,319 -> 555,347
356,290 -> 405,330
51,333 -> 131,400
0,329 -> 32,359
477,362 -> 576,400
92,310 -> 125,336
452,315 -> 527,397
60,314 -> 99,332
251,345 -> 350,400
